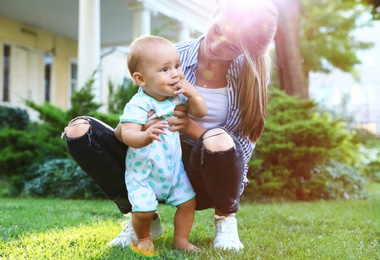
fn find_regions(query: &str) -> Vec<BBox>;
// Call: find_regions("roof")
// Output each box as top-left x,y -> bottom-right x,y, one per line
0,0 -> 218,46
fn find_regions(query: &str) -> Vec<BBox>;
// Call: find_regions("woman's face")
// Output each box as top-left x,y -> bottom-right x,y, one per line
203,16 -> 242,61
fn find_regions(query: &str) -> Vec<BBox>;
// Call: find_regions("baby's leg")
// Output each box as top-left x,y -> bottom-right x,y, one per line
174,198 -> 198,251
132,211 -> 156,251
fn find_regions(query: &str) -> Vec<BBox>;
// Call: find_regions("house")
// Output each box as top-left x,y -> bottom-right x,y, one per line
0,0 -> 217,119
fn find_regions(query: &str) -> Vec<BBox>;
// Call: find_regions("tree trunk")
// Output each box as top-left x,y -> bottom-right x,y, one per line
273,0 -> 309,99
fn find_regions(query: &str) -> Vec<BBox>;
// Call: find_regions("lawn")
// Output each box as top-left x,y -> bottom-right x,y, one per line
1,183 -> 379,260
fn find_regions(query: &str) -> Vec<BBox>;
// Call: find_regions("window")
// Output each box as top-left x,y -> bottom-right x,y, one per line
44,54 -> 52,102
2,44 -> 10,102
70,62 -> 78,96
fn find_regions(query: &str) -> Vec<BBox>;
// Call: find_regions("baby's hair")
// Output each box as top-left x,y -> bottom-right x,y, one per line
127,35 -> 174,76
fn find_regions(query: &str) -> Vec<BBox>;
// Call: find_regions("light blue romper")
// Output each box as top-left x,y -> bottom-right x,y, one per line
120,91 -> 196,212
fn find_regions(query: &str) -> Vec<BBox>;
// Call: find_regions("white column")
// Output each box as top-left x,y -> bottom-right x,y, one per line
177,22 -> 191,42
78,0 -> 101,104
128,1 -> 151,39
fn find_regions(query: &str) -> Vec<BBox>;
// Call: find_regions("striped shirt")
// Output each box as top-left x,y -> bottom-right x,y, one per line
176,35 -> 255,187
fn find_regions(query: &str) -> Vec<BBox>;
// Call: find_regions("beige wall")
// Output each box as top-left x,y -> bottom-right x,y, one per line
0,16 -> 77,110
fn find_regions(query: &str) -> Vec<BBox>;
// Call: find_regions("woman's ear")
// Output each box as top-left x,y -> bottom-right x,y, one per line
132,72 -> 145,86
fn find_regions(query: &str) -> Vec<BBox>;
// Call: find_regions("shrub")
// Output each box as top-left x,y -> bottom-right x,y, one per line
306,161 -> 368,200
0,73 -> 137,197
0,124 -> 68,194
245,88 -> 366,201
0,106 -> 30,130
108,77 -> 139,114
357,146 -> 380,182
23,158 -> 104,199
0,74 -> 102,195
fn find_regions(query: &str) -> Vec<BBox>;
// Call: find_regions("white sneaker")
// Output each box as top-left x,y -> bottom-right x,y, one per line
213,214 -> 244,251
108,213 -> 164,247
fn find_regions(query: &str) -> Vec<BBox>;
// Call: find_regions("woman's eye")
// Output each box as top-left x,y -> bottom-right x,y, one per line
214,25 -> 221,35
229,44 -> 239,52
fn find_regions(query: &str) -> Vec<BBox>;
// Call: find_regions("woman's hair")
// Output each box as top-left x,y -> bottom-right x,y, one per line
216,0 -> 278,142
127,35 -> 173,76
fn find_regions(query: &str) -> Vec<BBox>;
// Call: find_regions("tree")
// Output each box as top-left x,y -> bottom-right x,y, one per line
273,0 -> 376,99
273,0 -> 308,99
362,0 -> 380,19
300,0 -> 373,84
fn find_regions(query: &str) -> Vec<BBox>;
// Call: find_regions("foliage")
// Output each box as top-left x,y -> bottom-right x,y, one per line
314,94 -> 357,129
0,106 -> 30,130
108,77 -> 139,114
361,0 -> 380,19
1,194 -> 379,259
300,0 -> 374,81
318,101 -> 380,183
307,161 -> 368,200
0,73 -> 100,195
246,88 -> 367,201
24,100 -> 70,139
68,71 -> 102,118
23,158 -> 104,199
0,126 -> 66,193
356,145 -> 380,182
0,71 -> 139,197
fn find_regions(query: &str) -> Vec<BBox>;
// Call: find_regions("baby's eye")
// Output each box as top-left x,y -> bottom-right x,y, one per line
162,67 -> 168,72
175,64 -> 181,69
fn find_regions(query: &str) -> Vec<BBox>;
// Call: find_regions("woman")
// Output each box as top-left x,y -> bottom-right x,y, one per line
62,0 -> 278,251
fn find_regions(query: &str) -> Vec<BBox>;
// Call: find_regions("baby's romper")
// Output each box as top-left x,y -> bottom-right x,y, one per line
120,91 -> 196,212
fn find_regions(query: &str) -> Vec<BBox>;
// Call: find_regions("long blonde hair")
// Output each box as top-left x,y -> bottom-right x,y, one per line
216,0 -> 278,142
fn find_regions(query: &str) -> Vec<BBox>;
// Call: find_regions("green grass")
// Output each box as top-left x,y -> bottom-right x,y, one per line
1,185 -> 379,259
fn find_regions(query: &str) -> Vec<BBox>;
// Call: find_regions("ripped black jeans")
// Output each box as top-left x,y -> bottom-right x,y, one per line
62,116 -> 244,214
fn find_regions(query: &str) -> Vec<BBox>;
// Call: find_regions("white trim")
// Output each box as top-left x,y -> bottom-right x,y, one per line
128,0 -> 215,34
68,58 -> 78,109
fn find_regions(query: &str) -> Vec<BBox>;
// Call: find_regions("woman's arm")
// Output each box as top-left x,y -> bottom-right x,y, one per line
168,105 -> 206,140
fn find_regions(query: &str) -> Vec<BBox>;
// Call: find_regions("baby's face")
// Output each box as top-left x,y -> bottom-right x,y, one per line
139,44 -> 184,102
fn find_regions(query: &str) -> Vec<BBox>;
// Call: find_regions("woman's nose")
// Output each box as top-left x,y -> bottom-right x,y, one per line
211,37 -> 226,50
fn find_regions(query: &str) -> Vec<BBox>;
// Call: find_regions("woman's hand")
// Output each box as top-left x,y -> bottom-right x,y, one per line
141,109 -> 161,131
168,104 -> 189,133
169,105 -> 206,140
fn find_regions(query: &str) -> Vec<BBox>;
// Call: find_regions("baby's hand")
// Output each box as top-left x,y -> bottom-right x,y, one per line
145,121 -> 169,143
173,79 -> 196,98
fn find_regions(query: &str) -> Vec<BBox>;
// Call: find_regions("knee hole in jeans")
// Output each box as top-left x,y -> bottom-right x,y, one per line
203,128 -> 235,152
64,118 -> 90,138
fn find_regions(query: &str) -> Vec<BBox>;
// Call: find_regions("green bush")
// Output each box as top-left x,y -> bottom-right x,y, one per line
108,77 -> 139,114
0,73 -> 134,197
245,88 -> 367,201
0,124 -> 69,193
357,146 -> 380,182
0,75 -> 101,195
23,158 -> 104,199
307,161 -> 367,200
0,106 -> 30,130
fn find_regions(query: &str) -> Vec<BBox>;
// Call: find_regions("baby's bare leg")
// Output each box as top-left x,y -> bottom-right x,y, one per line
132,211 -> 155,250
174,198 -> 198,251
